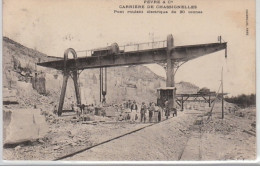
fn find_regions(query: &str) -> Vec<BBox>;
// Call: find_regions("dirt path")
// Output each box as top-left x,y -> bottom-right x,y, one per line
64,112 -> 196,161
179,132 -> 202,161
63,110 -> 256,161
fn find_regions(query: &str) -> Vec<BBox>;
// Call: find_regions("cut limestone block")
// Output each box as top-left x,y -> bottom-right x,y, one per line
3,109 -> 48,146
3,88 -> 18,104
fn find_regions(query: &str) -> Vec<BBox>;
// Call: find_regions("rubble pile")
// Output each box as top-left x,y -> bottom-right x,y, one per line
234,107 -> 256,120
201,119 -> 235,135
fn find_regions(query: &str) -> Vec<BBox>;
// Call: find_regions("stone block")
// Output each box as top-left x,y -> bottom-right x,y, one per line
3,109 -> 48,146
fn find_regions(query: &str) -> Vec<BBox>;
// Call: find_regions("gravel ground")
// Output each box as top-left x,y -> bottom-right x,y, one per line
3,107 -> 256,161
64,109 -> 256,161
64,111 -> 196,161
3,114 -> 169,160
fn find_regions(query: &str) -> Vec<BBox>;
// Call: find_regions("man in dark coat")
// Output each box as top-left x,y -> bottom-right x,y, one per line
140,102 -> 147,123
165,100 -> 170,119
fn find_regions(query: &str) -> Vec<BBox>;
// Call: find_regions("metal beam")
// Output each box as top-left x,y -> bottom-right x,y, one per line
176,93 -> 227,97
37,42 -> 227,71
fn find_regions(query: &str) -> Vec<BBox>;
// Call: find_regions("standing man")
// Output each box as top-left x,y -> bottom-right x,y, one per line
130,100 -> 138,123
140,102 -> 147,123
71,101 -> 75,111
154,103 -> 160,122
80,104 -> 85,114
158,105 -> 162,122
148,102 -> 155,123
173,107 -> 177,117
125,100 -> 132,121
126,100 -> 131,109
165,100 -> 170,119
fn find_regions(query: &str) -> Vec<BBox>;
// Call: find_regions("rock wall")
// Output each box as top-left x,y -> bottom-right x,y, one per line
2,36 -> 201,110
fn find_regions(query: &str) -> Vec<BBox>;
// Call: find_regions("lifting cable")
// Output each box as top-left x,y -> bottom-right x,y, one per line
100,67 -> 107,103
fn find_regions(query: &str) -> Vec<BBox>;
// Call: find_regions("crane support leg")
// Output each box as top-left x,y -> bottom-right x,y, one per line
58,73 -> 69,116
58,48 -> 80,116
72,71 -> 81,106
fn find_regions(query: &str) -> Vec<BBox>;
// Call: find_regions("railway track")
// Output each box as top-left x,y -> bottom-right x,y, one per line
178,116 -> 204,160
55,112 -> 220,161
54,117 -> 175,161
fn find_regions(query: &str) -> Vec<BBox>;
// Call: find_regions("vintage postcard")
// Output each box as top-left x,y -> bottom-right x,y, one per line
1,0 -> 257,164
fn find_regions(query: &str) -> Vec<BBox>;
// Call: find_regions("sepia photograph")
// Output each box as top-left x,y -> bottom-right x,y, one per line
1,0 -> 257,164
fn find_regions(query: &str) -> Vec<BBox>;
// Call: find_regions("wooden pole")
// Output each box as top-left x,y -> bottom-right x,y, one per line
105,67 -> 107,92
100,68 -> 102,102
221,67 -> 224,119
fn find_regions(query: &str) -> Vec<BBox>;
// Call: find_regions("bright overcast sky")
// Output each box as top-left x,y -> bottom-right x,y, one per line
3,0 -> 256,96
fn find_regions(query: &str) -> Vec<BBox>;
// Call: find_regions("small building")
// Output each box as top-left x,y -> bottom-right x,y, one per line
156,87 -> 177,109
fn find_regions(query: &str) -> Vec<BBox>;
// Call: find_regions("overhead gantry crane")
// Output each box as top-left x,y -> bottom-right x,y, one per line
37,34 -> 227,116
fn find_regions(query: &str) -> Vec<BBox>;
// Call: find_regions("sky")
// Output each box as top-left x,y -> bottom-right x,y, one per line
2,0 -> 256,96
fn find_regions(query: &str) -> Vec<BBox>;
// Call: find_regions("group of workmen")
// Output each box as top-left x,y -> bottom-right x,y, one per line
53,99 -> 177,122
139,101 -> 161,123
122,100 -> 175,123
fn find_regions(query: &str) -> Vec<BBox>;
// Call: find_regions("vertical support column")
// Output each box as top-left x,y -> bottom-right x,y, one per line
72,71 -> 81,106
166,34 -> 175,110
166,34 -> 174,87
58,73 -> 69,116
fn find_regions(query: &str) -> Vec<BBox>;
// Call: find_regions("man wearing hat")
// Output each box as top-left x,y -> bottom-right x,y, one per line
130,100 -> 138,123
140,102 -> 147,123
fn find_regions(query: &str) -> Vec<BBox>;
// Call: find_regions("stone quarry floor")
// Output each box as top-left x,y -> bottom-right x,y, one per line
3,108 -> 256,161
